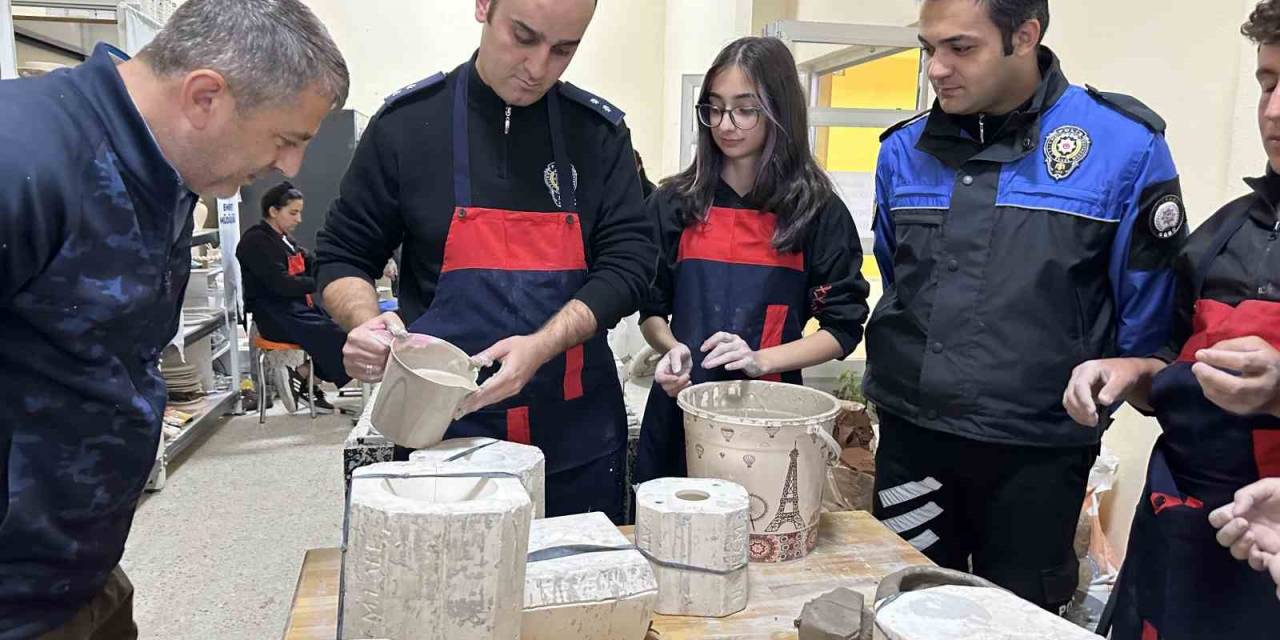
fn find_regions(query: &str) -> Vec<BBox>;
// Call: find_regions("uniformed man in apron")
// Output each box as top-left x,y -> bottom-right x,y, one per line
315,0 -> 654,523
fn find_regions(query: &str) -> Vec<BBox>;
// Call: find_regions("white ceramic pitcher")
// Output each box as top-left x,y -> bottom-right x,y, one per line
371,335 -> 479,449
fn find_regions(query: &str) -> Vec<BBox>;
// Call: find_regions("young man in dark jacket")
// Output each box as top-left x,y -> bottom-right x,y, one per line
867,0 -> 1184,611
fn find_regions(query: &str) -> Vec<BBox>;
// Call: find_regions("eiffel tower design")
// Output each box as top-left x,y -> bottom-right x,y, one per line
765,444 -> 806,532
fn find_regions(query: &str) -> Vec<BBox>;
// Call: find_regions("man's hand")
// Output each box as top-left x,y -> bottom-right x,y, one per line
343,312 -> 406,382
655,343 -> 693,398
1265,552 -> 1280,599
700,332 -> 767,378
1193,336 -> 1280,417
382,259 -> 399,281
453,300 -> 597,417
1210,478 -> 1280,567
1062,358 -> 1158,427
454,334 -> 556,417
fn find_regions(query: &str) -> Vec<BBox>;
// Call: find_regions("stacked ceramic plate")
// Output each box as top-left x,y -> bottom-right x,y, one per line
183,308 -> 220,327
161,354 -> 205,401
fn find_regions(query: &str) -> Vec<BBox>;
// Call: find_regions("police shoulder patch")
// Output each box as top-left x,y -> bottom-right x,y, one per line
558,82 -> 625,127
1149,194 -> 1186,240
879,110 -> 929,142
374,71 -> 446,119
1044,125 -> 1092,181
1085,85 -> 1166,133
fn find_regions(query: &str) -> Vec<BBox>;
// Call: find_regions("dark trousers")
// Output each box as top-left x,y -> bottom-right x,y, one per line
38,566 -> 136,640
872,411 -> 1097,611
252,299 -> 351,386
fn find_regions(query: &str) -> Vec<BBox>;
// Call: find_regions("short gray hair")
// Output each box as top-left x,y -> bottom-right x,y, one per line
138,0 -> 349,111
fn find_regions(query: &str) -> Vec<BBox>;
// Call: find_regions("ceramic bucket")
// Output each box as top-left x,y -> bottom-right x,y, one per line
680,380 -> 841,563
371,335 -> 479,449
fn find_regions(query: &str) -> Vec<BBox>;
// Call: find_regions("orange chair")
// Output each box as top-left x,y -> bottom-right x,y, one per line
250,326 -> 315,423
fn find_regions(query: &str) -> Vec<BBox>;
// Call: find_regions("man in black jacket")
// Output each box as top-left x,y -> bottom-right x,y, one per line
315,0 -> 654,522
867,0 -> 1184,611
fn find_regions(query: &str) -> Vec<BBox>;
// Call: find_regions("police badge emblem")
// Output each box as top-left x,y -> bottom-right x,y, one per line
1149,194 -> 1185,240
1044,125 -> 1092,180
543,162 -> 579,209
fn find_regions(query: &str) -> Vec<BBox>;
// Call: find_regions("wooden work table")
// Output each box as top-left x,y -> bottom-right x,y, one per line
282,510 -> 932,640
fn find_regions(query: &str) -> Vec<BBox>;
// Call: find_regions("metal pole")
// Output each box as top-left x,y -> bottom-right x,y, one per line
1,0 -> 18,80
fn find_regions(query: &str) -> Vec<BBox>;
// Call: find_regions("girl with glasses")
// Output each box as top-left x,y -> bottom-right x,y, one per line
633,36 -> 871,483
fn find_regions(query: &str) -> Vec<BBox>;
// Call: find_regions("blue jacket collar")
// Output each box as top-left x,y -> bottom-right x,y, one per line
71,43 -> 189,207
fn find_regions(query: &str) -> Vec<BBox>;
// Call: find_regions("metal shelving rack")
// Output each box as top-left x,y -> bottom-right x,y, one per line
148,226 -> 245,492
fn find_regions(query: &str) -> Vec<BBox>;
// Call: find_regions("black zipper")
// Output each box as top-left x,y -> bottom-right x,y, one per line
978,113 -> 986,145
1262,221 -> 1280,297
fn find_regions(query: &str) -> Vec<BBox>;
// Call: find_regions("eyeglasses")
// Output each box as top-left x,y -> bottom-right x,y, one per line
696,104 -> 763,130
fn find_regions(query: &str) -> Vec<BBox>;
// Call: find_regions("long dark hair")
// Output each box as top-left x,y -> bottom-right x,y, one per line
663,36 -> 834,253
261,181 -> 303,219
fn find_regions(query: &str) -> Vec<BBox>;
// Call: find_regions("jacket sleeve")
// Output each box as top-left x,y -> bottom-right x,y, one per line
0,139 -> 75,305
1152,244 -> 1195,363
572,122 -> 658,330
236,229 -> 315,297
315,116 -> 405,292
806,197 -> 872,358
637,190 -> 680,323
1109,134 -> 1186,357
871,141 -> 897,287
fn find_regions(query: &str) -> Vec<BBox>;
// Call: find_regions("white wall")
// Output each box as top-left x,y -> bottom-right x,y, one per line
300,0 -> 667,176
566,0 -> 667,170
659,0 -> 754,177
1047,1 -> 1258,223
302,0 -> 479,117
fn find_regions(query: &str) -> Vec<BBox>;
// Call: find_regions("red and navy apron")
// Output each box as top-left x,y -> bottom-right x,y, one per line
634,206 -> 808,482
284,238 -> 313,307
402,63 -> 627,519
1107,209 -> 1280,639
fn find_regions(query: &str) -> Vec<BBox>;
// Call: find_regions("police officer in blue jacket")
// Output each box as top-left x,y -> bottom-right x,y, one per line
866,0 -> 1185,611
0,1 -> 348,637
